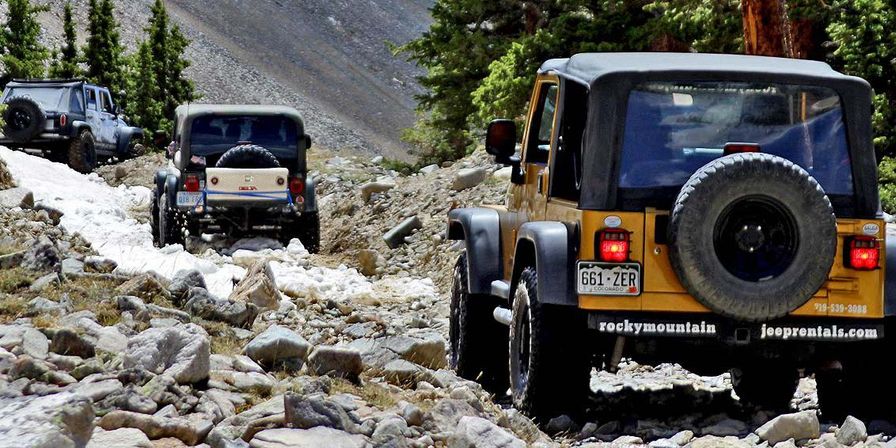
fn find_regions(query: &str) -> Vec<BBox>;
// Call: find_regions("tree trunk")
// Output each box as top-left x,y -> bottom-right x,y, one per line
742,0 -> 790,56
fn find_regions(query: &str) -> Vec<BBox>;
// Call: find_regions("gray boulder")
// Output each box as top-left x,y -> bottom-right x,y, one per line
243,325 -> 310,368
450,168 -> 488,191
836,415 -> 867,446
0,186 -> 34,208
0,324 -> 49,359
755,411 -> 820,444
22,238 -> 61,270
448,416 -> 525,448
306,346 -> 363,381
50,328 -> 96,358
230,260 -> 280,311
61,257 -> 85,277
359,180 -> 396,202
115,272 -> 171,299
383,216 -> 422,249
98,410 -> 213,446
123,324 -> 210,384
27,296 -> 71,317
84,256 -> 117,274
186,287 -> 259,328
0,391 -> 94,448
169,269 -> 207,303
250,427 -> 367,448
86,428 -> 153,448
283,393 -> 364,434
378,334 -> 447,369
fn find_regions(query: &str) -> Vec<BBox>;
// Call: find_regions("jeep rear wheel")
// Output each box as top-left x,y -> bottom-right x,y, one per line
668,153 -> 837,322
156,192 -> 184,247
509,266 -> 590,417
68,129 -> 98,173
282,212 -> 320,254
817,340 -> 896,421
449,253 -> 508,394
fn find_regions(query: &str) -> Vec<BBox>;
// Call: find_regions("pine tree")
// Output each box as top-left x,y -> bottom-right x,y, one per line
144,0 -> 195,126
50,2 -> 81,79
84,0 -> 125,94
2,0 -> 49,82
126,41 -> 163,131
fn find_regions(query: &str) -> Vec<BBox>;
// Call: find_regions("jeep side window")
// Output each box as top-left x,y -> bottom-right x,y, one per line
100,91 -> 114,114
525,83 -> 558,164
551,82 -> 587,201
69,89 -> 84,114
86,88 -> 97,111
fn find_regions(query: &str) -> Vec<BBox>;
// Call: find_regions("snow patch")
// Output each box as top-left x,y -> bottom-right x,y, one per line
1,147 -> 438,303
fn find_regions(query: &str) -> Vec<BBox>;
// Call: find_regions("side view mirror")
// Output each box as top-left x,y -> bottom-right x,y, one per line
485,119 -> 517,164
303,134 -> 313,150
114,105 -> 122,116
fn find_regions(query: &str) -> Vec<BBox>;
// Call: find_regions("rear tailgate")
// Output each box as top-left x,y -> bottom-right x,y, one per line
205,167 -> 290,203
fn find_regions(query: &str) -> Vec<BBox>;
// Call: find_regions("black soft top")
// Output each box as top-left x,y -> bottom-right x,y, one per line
539,52 -> 878,218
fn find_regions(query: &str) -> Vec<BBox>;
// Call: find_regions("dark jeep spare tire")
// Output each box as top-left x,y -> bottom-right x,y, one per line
215,144 -> 280,169
2,97 -> 45,143
668,153 -> 837,322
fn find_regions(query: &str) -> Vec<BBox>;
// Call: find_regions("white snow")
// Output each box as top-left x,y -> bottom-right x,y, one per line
1,147 -> 438,303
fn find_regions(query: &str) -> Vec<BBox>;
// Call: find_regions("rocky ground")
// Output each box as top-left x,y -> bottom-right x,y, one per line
1,147 -> 895,448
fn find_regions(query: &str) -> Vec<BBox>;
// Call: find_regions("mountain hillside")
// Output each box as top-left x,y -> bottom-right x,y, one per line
33,0 -> 432,160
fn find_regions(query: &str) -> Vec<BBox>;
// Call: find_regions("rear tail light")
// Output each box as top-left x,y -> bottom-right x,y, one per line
846,236 -> 880,270
598,228 -> 630,263
724,142 -> 760,155
59,114 -> 68,127
289,177 -> 305,196
184,175 -> 200,192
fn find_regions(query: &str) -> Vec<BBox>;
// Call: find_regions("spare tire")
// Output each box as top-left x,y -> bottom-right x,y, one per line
2,97 -> 45,143
668,153 -> 837,322
215,144 -> 280,169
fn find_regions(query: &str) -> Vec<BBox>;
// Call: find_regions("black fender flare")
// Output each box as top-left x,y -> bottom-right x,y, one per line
302,175 -> 318,212
885,237 -> 896,316
165,173 -> 180,205
153,169 -> 168,197
70,121 -> 90,137
116,126 -> 144,154
513,221 -> 577,307
447,208 -> 502,295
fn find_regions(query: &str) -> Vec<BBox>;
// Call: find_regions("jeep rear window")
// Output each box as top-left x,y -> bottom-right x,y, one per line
6,87 -> 66,111
189,115 -> 299,158
618,82 -> 853,196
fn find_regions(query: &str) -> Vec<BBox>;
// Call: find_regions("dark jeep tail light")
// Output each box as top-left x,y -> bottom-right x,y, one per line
289,177 -> 305,196
598,229 -> 630,263
59,114 -> 68,127
724,142 -> 760,155
846,236 -> 880,271
184,175 -> 200,192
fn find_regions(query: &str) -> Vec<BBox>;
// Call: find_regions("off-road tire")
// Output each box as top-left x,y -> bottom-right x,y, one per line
215,144 -> 280,169
150,190 -> 160,244
510,267 -> 590,417
282,212 -> 320,253
817,338 -> 896,421
68,129 -> 98,173
156,192 -> 184,247
668,153 -> 837,322
449,253 -> 509,394
2,97 -> 45,143
730,365 -> 799,411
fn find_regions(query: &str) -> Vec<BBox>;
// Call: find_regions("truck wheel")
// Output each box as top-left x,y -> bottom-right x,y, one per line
156,192 -> 184,247
281,212 -> 320,253
68,129 -> 98,173
2,97 -> 45,143
730,365 -> 798,411
449,253 -> 508,394
510,266 -> 590,416
817,341 -> 896,421
216,144 -> 280,169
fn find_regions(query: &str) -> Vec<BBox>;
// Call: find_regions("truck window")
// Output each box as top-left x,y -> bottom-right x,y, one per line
100,91 -> 114,114
69,89 -> 84,114
86,88 -> 98,111
550,82 -> 587,202
618,82 -> 853,196
525,83 -> 558,164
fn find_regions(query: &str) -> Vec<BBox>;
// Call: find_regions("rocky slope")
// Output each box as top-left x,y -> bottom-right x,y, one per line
31,0 -> 431,160
1,149 -> 896,447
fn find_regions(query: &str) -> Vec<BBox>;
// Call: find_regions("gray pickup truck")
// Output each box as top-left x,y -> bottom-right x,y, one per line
0,79 -> 144,173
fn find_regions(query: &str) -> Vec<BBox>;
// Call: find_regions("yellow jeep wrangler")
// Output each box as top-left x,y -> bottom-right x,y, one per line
447,53 -> 892,420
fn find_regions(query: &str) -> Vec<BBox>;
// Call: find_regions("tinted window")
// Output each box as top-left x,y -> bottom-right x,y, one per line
69,90 -> 84,114
551,82 -> 587,202
100,91 -> 113,113
6,87 -> 65,110
86,89 -> 97,110
189,115 -> 299,158
618,82 -> 852,195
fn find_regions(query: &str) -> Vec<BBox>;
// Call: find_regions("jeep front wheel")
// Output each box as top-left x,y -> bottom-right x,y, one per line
449,253 -> 508,394
509,266 -> 590,417
68,129 -> 98,173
